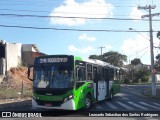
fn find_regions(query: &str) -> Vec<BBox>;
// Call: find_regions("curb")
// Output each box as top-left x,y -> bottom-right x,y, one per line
121,85 -> 142,93
142,89 -> 160,100
122,85 -> 160,100
0,99 -> 31,108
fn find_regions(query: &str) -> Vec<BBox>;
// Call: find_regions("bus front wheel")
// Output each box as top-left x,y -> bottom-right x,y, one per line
85,95 -> 92,109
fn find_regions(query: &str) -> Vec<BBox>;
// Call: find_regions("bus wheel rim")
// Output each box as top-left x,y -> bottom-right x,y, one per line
86,98 -> 91,108
111,92 -> 113,98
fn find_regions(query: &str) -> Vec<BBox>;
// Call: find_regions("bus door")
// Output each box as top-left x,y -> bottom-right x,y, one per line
97,67 -> 106,101
75,60 -> 86,89
105,68 -> 110,98
93,66 -> 98,101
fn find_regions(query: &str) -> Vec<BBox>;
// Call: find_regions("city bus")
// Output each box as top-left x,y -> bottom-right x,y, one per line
28,55 -> 120,110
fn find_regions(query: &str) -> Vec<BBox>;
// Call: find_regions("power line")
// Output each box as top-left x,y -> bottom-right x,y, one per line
0,24 -> 153,32
0,13 -> 160,21
1,0 -> 160,8
1,1 -> 160,8
140,48 -> 149,58
0,8 -> 142,18
0,9 -> 154,19
0,8 -> 49,13
0,2 -> 143,8
128,46 -> 150,58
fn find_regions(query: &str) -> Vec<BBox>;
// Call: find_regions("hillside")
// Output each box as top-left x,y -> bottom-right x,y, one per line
0,67 -> 32,99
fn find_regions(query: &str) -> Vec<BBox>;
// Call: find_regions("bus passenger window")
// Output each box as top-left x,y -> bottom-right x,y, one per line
87,64 -> 92,81
110,69 -> 114,80
76,67 -> 86,81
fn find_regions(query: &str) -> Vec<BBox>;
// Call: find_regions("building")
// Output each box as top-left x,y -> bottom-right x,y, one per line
22,44 -> 45,66
0,40 -> 45,75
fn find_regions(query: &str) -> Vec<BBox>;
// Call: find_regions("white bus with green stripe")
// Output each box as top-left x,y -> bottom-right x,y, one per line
28,55 -> 120,110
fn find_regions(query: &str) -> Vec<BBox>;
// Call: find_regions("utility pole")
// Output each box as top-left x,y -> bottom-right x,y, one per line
138,5 -> 159,96
98,46 -> 105,56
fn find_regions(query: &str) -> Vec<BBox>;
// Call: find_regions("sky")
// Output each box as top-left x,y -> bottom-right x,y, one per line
0,0 -> 160,65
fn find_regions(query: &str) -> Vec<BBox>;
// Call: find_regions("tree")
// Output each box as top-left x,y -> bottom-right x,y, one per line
89,51 -> 127,67
131,58 -> 141,65
156,31 -> 160,70
157,31 -> 160,39
155,54 -> 160,71
133,67 -> 150,83
89,55 -> 99,59
102,51 -> 127,67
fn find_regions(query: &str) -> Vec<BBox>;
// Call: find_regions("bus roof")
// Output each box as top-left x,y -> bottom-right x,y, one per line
34,55 -> 119,69
84,58 -> 120,70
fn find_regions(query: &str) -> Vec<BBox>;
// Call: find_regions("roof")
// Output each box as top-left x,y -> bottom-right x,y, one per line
32,44 -> 40,52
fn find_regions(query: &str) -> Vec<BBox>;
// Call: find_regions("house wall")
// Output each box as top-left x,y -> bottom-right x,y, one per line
0,42 -> 41,74
156,74 -> 160,82
22,44 -> 37,52
22,51 -> 35,66
22,44 -> 36,66
6,43 -> 22,71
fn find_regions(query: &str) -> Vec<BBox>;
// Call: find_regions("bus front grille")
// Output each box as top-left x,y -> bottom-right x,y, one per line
36,99 -> 63,107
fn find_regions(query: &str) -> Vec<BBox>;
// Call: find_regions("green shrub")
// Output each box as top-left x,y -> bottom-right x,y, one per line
123,78 -> 130,84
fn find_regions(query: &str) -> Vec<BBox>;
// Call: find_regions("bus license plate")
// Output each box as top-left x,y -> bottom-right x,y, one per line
45,103 -> 52,107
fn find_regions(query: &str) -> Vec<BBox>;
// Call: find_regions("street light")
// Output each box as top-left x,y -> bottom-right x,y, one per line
129,28 -> 159,48
129,28 -> 150,41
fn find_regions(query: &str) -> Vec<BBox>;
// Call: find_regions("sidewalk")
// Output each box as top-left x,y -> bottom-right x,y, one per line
143,88 -> 160,100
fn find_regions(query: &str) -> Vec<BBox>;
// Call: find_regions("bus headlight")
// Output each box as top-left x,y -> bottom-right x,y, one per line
63,95 -> 73,103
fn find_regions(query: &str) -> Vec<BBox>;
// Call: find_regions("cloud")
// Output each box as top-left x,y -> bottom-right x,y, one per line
68,45 -> 95,53
79,33 -> 96,42
121,34 -> 149,56
130,7 -> 144,19
49,0 -> 114,26
105,45 -> 113,51
121,34 -> 159,64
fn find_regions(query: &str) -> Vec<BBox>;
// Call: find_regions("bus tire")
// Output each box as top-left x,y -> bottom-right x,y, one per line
85,94 -> 92,109
108,90 -> 113,101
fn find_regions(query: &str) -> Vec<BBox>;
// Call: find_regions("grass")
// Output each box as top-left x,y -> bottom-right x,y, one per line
0,87 -> 32,100
128,82 -> 151,85
127,81 -> 160,85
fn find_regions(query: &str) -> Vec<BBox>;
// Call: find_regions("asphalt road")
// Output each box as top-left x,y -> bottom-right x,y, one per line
89,85 -> 160,112
0,84 -> 160,119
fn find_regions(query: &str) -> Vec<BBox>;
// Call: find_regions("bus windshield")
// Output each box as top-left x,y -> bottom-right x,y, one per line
33,65 -> 74,89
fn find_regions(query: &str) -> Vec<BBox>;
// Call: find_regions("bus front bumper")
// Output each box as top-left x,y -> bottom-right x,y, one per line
32,98 -> 76,110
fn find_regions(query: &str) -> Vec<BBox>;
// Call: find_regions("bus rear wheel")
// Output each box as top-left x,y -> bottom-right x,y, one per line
85,95 -> 92,109
108,90 -> 113,101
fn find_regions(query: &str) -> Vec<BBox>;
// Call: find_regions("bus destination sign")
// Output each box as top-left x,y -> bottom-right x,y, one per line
39,57 -> 68,63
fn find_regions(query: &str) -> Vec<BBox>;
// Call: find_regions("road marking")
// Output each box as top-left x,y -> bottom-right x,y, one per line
128,102 -> 149,110
152,102 -> 160,107
116,93 -> 126,96
116,101 -> 134,110
140,102 -> 160,110
105,102 -> 118,109
121,88 -> 142,96
122,97 -> 129,100
30,107 -> 37,110
94,104 -> 104,110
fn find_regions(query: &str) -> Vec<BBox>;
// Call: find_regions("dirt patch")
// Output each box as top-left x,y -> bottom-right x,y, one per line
0,67 -> 32,99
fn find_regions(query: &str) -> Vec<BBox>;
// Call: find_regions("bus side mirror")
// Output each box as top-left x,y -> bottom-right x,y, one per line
28,65 -> 34,81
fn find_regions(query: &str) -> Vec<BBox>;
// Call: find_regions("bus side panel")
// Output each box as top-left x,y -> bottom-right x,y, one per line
73,82 -> 94,110
97,81 -> 107,101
